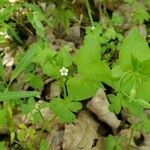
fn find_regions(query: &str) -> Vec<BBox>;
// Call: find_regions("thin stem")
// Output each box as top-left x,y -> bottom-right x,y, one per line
63,82 -> 67,98
36,108 -> 45,123
85,0 -> 94,26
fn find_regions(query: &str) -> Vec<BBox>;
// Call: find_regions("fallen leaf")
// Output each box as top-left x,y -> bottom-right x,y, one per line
87,88 -> 121,129
63,111 -> 102,150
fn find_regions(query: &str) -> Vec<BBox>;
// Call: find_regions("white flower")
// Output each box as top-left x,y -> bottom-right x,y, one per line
91,26 -> 95,31
60,67 -> 69,77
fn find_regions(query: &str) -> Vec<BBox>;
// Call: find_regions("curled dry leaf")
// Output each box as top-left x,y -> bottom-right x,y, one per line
63,111 -> 102,150
87,88 -> 121,129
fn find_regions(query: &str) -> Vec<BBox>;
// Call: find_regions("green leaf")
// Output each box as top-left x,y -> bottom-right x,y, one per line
11,41 -> 43,82
30,75 -> 43,90
0,91 -> 39,101
66,102 -> 82,112
49,98 -> 76,123
78,61 -> 113,86
21,97 -> 36,115
52,9 -> 75,33
43,61 -> 60,78
67,76 -> 100,101
109,94 -> 122,114
40,139 -> 48,150
140,60 -> 150,76
105,135 -> 116,150
136,79 -> 150,101
119,28 -> 150,71
122,98 -> 143,116
0,4 -> 19,21
0,142 -> 5,150
75,35 -> 101,66
136,99 -> 150,108
56,45 -> 73,67
7,25 -> 23,44
28,11 -> 45,38
130,55 -> 142,72
0,109 -> 7,127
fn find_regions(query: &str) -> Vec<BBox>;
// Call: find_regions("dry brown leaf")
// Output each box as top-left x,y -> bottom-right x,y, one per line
87,88 -> 121,129
63,111 -> 102,150
47,127 -> 64,150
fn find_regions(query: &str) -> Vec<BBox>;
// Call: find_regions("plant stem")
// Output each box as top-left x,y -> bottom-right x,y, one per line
85,0 -> 94,26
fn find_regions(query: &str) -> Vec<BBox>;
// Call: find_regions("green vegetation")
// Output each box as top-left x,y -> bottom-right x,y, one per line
0,0 -> 150,149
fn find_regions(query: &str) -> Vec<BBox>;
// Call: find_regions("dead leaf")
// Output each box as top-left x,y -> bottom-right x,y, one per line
63,111 -> 102,150
87,88 -> 121,129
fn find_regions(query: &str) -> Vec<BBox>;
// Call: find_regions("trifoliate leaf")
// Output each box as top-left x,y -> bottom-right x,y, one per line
49,98 -> 78,123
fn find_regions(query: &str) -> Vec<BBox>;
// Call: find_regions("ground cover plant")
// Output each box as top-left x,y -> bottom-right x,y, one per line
0,0 -> 150,149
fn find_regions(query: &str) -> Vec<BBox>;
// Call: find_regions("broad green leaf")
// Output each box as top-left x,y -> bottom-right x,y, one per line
11,41 -> 44,82
142,119 -> 150,133
119,28 -> 150,71
75,35 -> 101,66
140,59 -> 150,76
0,91 -> 39,101
66,102 -> 82,112
130,55 -> 142,72
136,99 -> 150,108
136,79 -> 150,101
109,94 -> 122,114
67,76 -> 100,101
49,98 -> 76,123
40,139 -> 48,150
78,61 -> 112,86
105,135 -> 116,150
0,142 -> 5,150
122,98 -> 143,116
21,98 -> 36,115
30,76 -> 43,90
42,61 -> 60,79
